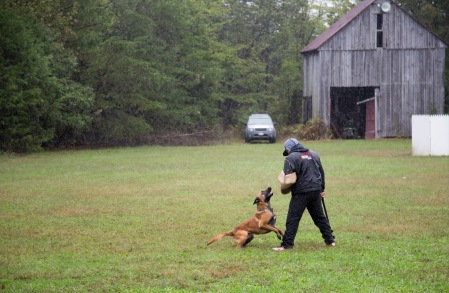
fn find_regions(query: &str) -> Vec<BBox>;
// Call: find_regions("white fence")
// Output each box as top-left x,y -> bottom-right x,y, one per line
412,115 -> 449,156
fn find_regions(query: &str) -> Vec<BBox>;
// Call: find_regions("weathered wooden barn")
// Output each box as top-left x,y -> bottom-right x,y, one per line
301,0 -> 447,138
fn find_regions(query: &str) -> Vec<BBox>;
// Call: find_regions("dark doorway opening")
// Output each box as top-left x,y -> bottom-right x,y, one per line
330,87 -> 376,139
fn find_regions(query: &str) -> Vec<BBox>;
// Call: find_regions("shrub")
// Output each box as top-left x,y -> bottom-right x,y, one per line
299,117 -> 332,140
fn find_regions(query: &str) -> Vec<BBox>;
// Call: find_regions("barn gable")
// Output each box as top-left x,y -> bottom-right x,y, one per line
301,0 -> 447,138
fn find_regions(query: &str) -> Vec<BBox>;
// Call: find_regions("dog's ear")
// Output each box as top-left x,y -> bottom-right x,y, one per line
253,197 -> 260,205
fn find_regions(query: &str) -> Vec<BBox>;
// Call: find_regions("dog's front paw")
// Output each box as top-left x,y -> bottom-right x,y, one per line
276,230 -> 284,239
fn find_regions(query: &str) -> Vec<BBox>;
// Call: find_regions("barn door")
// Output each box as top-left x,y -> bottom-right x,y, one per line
356,92 -> 377,139
365,98 -> 375,139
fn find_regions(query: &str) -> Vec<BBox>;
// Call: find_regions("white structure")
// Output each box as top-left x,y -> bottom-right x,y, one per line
412,115 -> 449,156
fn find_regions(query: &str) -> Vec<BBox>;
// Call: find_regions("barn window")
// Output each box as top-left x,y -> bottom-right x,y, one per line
377,14 -> 383,30
377,32 -> 383,47
376,14 -> 383,48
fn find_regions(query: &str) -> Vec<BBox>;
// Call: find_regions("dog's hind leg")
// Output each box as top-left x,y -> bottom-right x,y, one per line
242,233 -> 254,247
234,230 -> 251,248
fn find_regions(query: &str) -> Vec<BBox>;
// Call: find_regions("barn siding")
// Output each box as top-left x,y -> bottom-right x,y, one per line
303,52 -> 322,118
302,0 -> 446,138
386,5 -> 446,49
312,48 -> 445,136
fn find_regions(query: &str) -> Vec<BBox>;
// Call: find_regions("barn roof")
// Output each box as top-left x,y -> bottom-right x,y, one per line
301,0 -> 447,53
301,0 -> 375,53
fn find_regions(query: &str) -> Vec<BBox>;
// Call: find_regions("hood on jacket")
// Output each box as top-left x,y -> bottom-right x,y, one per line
283,138 -> 309,156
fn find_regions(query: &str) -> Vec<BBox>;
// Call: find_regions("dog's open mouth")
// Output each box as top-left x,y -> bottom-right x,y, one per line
262,187 -> 272,195
262,186 -> 273,202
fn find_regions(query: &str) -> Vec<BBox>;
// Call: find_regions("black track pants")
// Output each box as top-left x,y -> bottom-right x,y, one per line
281,190 -> 334,248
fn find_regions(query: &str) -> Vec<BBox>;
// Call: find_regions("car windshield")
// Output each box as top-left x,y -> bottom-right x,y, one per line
248,118 -> 272,125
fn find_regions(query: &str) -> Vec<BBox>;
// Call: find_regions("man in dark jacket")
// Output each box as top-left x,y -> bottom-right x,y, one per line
273,138 -> 335,251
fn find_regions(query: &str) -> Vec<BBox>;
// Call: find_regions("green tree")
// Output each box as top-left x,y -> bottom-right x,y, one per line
71,0 -> 227,144
268,0 -> 312,125
0,5 -> 94,151
216,0 -> 279,126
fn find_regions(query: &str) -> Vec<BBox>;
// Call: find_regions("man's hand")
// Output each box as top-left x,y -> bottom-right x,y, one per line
320,191 -> 325,198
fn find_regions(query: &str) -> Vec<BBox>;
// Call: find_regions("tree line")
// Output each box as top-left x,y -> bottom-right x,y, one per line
1,0 -> 448,152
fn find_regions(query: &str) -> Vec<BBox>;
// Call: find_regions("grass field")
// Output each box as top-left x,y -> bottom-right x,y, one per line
1,139 -> 448,292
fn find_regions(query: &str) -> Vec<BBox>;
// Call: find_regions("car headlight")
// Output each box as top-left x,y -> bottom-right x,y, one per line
248,128 -> 254,132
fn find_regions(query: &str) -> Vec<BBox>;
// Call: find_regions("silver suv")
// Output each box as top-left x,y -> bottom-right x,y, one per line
245,114 -> 276,143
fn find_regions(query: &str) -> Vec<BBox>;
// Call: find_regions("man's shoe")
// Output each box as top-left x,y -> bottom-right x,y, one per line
272,246 -> 289,251
326,242 -> 336,247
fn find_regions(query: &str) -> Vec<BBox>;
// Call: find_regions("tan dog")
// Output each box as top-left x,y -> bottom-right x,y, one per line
207,187 -> 283,248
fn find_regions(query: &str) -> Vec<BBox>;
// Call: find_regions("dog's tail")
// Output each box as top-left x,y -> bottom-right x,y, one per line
207,231 -> 233,246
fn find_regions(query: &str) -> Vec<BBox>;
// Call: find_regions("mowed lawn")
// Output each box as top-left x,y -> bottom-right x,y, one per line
0,139 -> 448,292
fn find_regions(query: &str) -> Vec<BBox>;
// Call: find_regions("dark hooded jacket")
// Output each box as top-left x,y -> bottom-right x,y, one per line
283,143 -> 325,194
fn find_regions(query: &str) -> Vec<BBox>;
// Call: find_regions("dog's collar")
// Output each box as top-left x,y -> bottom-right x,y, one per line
257,207 -> 270,213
